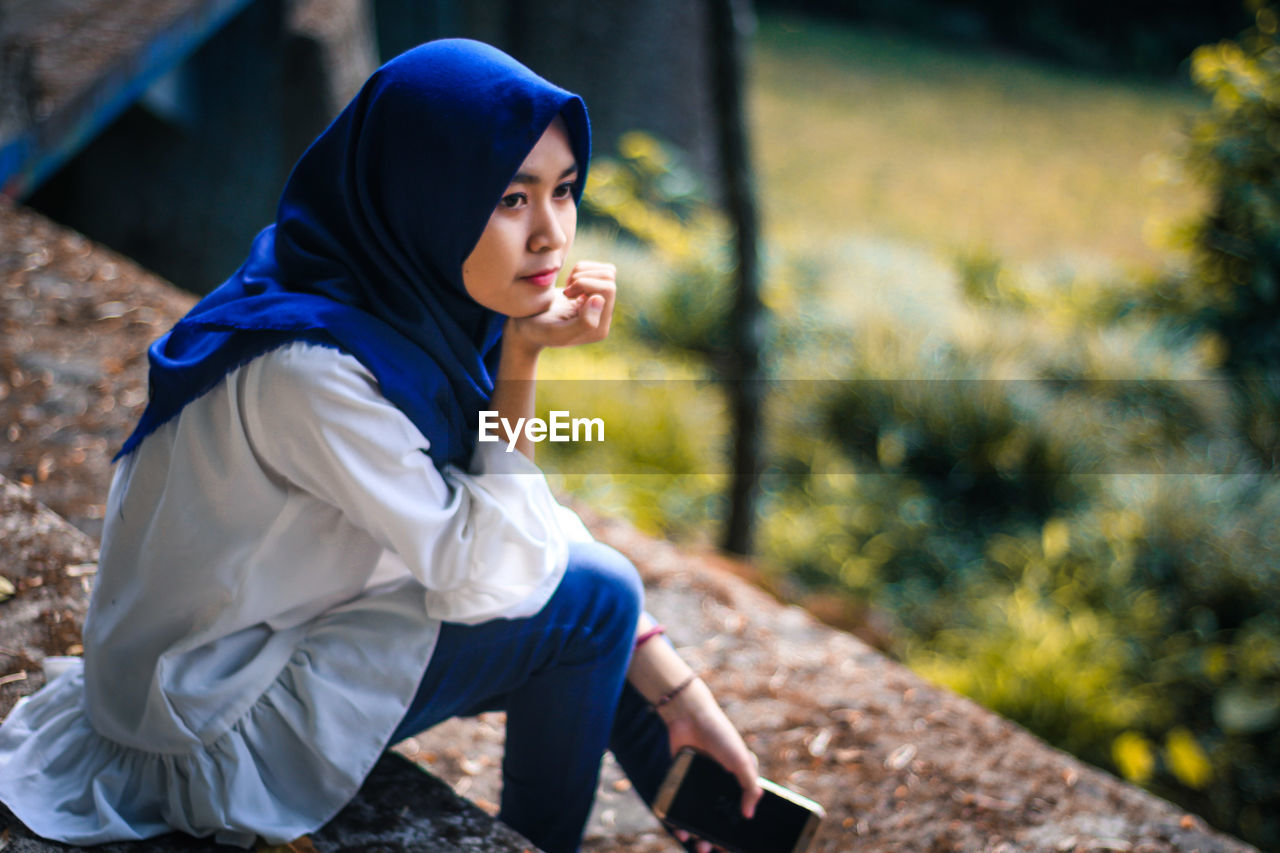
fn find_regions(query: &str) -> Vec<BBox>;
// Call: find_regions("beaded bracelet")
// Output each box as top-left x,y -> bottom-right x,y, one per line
634,624 -> 666,650
653,674 -> 698,709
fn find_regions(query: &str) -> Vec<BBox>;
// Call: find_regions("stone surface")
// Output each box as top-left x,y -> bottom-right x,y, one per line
0,753 -> 539,852
0,474 -> 94,717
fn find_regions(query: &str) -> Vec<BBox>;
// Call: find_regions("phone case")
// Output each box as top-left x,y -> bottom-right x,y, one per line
653,748 -> 696,821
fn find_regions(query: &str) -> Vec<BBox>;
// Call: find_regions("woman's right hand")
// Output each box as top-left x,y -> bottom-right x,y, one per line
505,260 -> 615,353
657,678 -> 762,852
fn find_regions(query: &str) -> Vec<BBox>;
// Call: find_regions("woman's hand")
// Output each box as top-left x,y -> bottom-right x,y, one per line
506,261 -> 615,354
490,260 -> 614,459
658,679 -> 763,853
626,615 -> 761,852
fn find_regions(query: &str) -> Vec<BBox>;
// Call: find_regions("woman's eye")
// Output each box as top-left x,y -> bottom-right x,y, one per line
499,192 -> 526,209
554,181 -> 575,199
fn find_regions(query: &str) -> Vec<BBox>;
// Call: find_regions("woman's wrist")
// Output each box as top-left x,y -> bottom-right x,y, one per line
626,621 -> 697,708
655,675 -> 713,725
488,321 -> 542,460
652,673 -> 697,709
500,320 -> 543,369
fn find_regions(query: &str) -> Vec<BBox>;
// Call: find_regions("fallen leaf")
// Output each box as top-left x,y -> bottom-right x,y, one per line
0,575 -> 14,602
885,743 -> 917,770
256,836 -> 316,853
807,728 -> 832,758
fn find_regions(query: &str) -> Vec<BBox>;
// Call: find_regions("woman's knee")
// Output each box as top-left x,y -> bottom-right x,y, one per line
561,541 -> 644,635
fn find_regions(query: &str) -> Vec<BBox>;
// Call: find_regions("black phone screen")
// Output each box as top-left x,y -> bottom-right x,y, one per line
661,751 -> 818,853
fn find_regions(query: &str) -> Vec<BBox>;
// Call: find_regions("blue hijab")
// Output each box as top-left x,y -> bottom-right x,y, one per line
116,39 -> 590,469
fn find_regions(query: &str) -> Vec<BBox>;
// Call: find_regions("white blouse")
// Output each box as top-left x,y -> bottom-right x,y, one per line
0,342 -> 590,846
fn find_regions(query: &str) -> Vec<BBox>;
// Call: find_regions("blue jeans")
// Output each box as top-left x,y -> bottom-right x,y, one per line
390,540 -> 678,853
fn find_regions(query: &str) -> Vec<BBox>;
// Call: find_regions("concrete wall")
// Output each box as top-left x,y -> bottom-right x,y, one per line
26,0 -> 376,294
373,0 -> 723,201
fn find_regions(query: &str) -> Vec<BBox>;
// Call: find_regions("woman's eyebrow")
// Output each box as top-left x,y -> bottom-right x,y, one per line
509,165 -> 578,185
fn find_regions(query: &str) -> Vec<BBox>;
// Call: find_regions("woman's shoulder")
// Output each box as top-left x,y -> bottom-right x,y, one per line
236,340 -> 426,455
250,340 -> 372,383
241,341 -> 383,410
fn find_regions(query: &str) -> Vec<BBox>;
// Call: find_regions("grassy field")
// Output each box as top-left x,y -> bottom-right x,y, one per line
749,14 -> 1211,274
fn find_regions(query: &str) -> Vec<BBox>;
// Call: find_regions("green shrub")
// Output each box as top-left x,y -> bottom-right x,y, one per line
584,133 -> 736,357
1181,3 -> 1280,372
1162,2 -> 1280,468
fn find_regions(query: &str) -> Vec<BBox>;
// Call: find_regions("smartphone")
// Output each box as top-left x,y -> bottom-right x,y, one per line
652,748 -> 825,853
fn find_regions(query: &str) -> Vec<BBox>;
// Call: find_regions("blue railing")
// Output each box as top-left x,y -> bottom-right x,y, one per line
0,0 -> 256,200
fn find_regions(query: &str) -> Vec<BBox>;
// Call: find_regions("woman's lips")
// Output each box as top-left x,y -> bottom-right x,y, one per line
521,268 -> 559,287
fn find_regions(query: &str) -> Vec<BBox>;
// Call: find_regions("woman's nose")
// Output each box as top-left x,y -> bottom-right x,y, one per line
529,200 -> 568,252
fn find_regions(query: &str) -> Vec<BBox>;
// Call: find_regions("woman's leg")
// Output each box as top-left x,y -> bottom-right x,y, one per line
390,540 -> 643,853
608,681 -> 675,807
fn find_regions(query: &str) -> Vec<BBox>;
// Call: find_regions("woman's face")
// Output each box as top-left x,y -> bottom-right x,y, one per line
462,117 -> 579,318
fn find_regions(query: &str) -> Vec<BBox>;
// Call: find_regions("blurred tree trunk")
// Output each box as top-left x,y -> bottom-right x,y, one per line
372,0 -> 459,63
371,0 -> 720,193
495,0 -> 718,191
372,1 -> 717,187
709,0 -> 764,556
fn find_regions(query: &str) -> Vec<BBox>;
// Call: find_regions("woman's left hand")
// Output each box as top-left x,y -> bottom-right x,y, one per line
507,260 -> 615,352
657,679 -> 763,853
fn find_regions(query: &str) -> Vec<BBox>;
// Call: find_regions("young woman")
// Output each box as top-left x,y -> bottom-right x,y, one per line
0,39 -> 758,853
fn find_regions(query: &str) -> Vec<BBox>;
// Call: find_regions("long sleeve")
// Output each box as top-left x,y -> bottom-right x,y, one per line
240,342 -> 574,624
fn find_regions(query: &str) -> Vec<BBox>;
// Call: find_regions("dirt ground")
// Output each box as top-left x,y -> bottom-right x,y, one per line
0,201 -> 1259,852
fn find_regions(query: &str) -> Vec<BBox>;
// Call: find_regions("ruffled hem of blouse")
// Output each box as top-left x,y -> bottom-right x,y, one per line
0,649 -> 411,848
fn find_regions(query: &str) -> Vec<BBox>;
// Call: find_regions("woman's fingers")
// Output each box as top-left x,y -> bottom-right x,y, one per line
562,264 -> 615,300
582,293 -> 605,328
676,827 -> 711,852
715,746 -> 762,819
563,262 -> 615,337
550,292 -> 604,342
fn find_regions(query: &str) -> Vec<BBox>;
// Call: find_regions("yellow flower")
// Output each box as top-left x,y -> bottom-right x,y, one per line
1041,519 -> 1071,563
1112,730 -> 1155,784
1165,728 -> 1213,790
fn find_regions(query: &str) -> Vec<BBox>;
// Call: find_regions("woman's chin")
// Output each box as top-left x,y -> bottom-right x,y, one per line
511,294 -> 557,319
